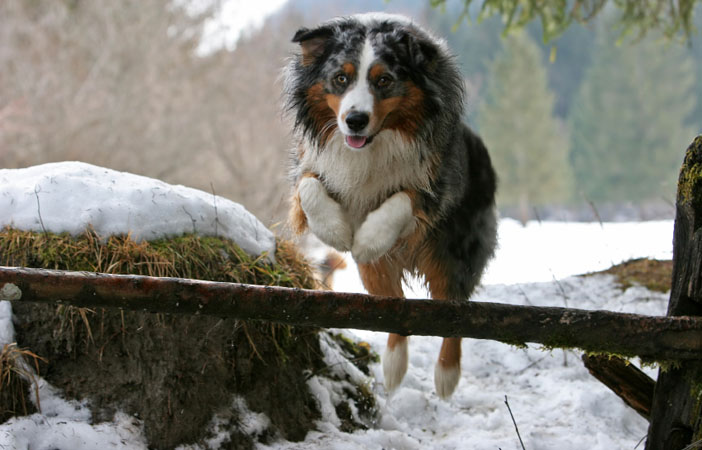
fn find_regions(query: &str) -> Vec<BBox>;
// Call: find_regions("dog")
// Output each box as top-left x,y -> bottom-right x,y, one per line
284,13 -> 497,399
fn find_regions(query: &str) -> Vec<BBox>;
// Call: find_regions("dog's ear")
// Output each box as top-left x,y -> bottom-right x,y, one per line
391,27 -> 439,70
292,26 -> 334,66
404,32 -> 439,69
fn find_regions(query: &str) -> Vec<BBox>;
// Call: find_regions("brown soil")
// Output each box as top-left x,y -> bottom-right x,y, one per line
13,304 -> 325,448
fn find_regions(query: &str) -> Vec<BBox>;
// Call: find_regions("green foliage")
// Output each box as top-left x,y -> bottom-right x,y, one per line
569,23 -> 698,204
478,30 -> 573,221
430,0 -> 701,42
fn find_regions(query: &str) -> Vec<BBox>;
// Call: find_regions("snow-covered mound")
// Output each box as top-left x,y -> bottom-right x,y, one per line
0,162 -> 275,259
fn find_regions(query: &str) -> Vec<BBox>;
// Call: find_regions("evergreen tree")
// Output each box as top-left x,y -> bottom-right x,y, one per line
478,30 -> 573,224
569,24 -> 698,205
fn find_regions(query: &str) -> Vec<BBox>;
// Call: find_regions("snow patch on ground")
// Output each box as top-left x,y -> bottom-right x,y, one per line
176,396 -> 273,450
0,413 -> 147,450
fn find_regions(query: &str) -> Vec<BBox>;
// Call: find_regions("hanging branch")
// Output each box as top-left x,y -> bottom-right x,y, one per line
582,354 -> 655,420
0,265 -> 700,362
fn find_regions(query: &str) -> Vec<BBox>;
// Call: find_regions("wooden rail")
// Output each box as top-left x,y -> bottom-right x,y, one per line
0,265 -> 700,362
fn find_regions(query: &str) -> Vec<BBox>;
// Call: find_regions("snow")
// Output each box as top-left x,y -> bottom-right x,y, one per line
0,162 -> 676,449
0,161 -> 275,260
334,218 -> 674,296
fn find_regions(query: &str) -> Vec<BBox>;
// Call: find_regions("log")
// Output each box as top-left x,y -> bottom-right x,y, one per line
582,354 -> 655,420
0,266 -> 701,362
647,136 -> 702,449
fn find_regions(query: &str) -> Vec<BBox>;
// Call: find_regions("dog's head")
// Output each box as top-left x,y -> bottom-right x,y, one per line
286,14 -> 457,150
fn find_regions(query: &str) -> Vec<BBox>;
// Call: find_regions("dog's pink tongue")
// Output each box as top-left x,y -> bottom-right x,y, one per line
346,135 -> 367,149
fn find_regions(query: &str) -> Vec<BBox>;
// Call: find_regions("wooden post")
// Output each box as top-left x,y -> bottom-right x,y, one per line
647,136 -> 702,449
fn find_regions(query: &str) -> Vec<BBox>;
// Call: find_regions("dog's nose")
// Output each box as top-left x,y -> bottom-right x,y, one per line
345,111 -> 369,133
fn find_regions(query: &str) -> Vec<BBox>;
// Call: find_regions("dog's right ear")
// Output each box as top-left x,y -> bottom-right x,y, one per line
292,26 -> 333,66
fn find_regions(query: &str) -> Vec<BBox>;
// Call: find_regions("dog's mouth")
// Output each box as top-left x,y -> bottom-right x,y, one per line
345,134 -> 375,149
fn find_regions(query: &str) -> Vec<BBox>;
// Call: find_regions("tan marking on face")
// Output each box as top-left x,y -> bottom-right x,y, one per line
324,93 -> 341,116
342,62 -> 356,77
306,82 -> 338,146
381,82 -> 425,140
369,63 -> 385,80
370,96 -> 403,132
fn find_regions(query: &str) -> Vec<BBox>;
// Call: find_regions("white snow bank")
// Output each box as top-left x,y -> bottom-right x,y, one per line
0,161 -> 275,259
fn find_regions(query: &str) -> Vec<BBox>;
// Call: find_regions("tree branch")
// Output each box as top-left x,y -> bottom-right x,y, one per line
582,354 -> 655,420
0,266 -> 700,362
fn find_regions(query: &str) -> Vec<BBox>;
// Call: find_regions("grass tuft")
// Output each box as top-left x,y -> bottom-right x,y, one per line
0,342 -> 46,421
0,226 -> 316,289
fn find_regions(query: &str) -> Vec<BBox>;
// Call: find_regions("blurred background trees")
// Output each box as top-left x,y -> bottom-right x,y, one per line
569,22 -> 697,206
478,31 -> 572,224
0,0 -> 700,225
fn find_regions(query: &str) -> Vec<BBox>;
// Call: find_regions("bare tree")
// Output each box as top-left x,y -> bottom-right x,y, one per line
0,0 -> 296,226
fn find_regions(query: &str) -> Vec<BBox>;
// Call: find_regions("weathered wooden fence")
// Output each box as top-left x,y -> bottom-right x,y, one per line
0,265 -> 699,362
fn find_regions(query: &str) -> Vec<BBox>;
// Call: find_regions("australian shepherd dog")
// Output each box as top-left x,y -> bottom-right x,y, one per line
284,13 -> 497,399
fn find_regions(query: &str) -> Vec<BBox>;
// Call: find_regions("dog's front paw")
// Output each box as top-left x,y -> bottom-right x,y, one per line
352,217 -> 397,263
351,192 -> 414,263
308,209 -> 352,252
298,177 -> 352,252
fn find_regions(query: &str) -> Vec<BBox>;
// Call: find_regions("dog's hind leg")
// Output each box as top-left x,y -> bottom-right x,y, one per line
417,254 -> 463,399
435,337 -> 461,399
357,259 -> 408,394
383,333 -> 408,394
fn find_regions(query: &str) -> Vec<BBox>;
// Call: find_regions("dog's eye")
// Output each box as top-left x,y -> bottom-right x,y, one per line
334,74 -> 348,87
377,75 -> 393,88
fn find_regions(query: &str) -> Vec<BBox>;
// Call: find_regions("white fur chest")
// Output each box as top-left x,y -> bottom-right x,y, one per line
299,130 -> 431,229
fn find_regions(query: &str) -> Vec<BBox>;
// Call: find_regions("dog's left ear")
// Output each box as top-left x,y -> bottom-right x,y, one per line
292,26 -> 334,66
406,32 -> 439,69
393,28 -> 439,70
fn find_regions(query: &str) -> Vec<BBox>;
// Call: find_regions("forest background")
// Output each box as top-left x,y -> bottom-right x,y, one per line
1,0 -> 700,227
